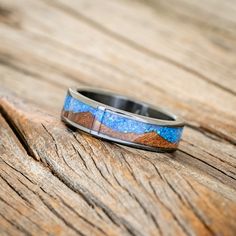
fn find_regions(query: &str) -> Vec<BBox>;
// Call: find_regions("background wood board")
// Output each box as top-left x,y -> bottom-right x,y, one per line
0,0 -> 236,235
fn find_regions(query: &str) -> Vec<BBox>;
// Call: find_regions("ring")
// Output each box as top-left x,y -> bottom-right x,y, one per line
61,87 -> 184,152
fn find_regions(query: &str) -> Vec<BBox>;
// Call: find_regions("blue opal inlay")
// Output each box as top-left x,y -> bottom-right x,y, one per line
63,95 -> 183,143
63,95 -> 96,114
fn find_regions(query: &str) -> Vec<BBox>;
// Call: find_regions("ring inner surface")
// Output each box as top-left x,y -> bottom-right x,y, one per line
79,90 -> 175,121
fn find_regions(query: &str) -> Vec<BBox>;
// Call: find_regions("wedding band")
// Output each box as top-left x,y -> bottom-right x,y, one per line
61,87 -> 184,152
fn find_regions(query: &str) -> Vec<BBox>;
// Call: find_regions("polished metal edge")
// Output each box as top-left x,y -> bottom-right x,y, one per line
67,87 -> 185,127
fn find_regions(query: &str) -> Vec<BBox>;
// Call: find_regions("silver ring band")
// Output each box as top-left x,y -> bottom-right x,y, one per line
61,87 -> 184,152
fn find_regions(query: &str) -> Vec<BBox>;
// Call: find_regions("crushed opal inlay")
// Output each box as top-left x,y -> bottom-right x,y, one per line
63,95 -> 183,143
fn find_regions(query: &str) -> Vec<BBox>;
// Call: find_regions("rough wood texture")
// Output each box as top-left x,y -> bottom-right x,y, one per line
0,0 -> 236,235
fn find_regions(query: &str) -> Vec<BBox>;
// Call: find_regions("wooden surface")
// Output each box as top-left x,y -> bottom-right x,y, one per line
0,0 -> 236,235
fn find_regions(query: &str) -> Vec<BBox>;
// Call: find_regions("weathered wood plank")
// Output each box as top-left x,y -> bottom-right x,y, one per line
1,0 -> 236,235
0,108 -> 127,236
1,89 -> 236,236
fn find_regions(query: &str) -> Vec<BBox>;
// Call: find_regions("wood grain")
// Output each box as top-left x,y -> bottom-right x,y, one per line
0,0 -> 236,235
1,89 -> 236,236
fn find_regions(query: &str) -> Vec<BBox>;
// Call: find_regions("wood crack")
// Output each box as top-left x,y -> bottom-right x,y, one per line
179,149 -> 236,182
82,137 -> 116,188
56,195 -> 109,236
38,153 -> 141,236
0,104 -> 36,159
71,143 -> 88,170
0,173 -> 33,207
37,194 -> 86,236
0,211 -> 32,236
112,169 -> 163,235
183,139 -> 236,171
186,124 -> 236,146
1,158 -> 37,185
183,195 -> 216,235
163,177 -> 189,207
133,194 -> 161,233
149,181 -> 192,236
0,99 -> 141,236
41,124 -> 59,153
0,195 -> 48,234
152,178 -> 214,235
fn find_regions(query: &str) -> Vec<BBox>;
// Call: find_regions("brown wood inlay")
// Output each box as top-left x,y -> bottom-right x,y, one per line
63,111 -> 177,148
